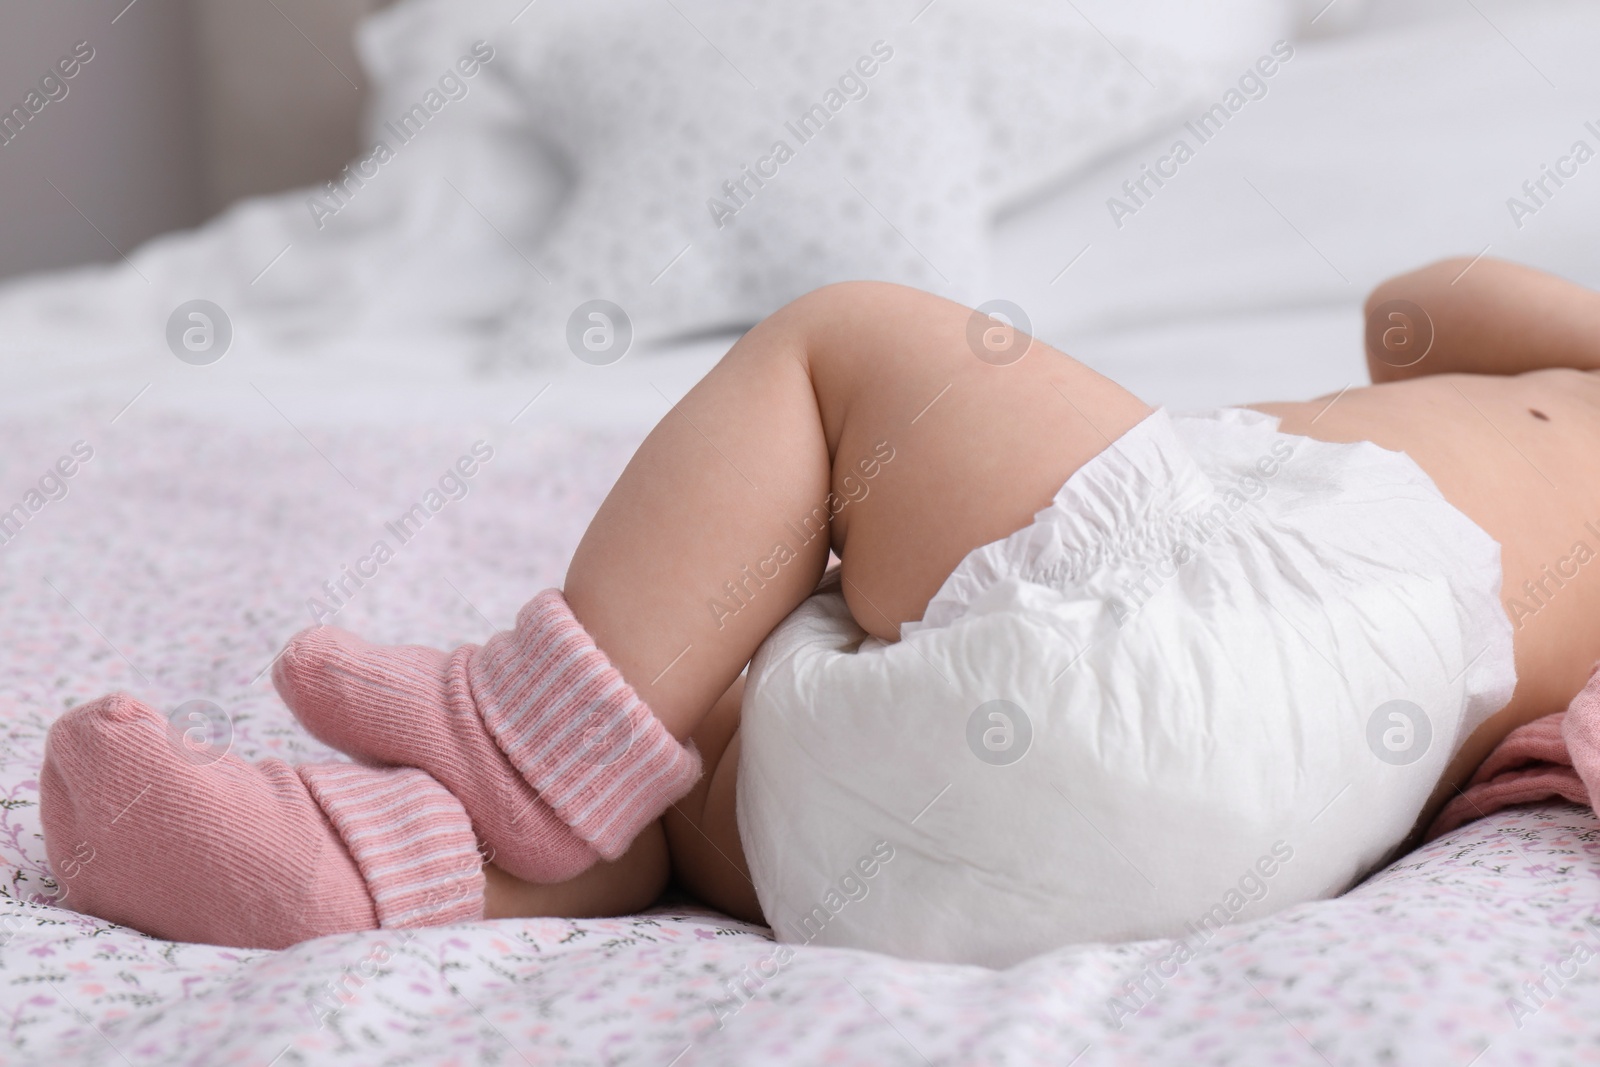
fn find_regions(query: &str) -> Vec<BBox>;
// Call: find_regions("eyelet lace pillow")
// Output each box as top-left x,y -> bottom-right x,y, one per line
468,0 -> 1215,365
313,0 -> 1285,366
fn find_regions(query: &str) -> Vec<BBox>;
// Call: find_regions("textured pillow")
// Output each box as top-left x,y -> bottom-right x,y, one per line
472,0 -> 1219,363
110,0 -> 1286,368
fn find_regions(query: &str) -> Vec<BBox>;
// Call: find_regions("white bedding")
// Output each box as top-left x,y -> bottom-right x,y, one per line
5,1 -> 1600,1062
6,804 -> 1599,1065
0,412 -> 1596,1065
6,4 -> 1597,424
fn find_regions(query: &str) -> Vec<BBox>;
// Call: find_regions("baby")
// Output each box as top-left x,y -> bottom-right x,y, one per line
37,256 -> 1600,955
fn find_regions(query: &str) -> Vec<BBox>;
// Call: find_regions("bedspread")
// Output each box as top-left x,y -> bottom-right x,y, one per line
2,414 -> 1599,1066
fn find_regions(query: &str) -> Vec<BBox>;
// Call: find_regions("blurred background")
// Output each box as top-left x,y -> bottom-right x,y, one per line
1,0 -> 385,280
0,0 -> 1476,282
2,0 -> 1597,417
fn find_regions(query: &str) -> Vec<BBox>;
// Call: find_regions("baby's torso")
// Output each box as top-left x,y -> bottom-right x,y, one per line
1253,368 -> 1600,821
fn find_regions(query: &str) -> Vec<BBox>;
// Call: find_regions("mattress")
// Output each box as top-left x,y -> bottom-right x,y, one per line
6,2 -> 1600,1063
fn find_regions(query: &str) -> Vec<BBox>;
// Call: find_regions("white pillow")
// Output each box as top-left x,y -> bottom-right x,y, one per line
474,0 -> 1221,362
39,0 -> 1288,369
973,0 -> 1300,210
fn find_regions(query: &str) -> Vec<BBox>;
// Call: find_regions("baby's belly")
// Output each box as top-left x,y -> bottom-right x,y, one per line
1252,368 -> 1600,820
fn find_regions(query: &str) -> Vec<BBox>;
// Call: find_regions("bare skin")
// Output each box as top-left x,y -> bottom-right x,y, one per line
1257,256 -> 1600,837
482,259 -> 1600,925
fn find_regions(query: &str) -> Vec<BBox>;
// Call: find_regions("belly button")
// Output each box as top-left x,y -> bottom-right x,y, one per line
1529,408 -> 1550,421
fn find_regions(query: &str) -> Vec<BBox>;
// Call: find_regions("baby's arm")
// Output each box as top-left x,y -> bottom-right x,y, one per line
1364,257 -> 1600,383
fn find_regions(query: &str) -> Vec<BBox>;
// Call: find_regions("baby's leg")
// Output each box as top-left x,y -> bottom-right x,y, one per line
47,283 -> 1146,944
482,679 -> 755,922
565,281 -> 1151,741
658,677 -> 759,922
488,282 -> 1148,918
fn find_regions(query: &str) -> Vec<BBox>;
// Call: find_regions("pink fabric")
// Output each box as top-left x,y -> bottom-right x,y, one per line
1424,664 -> 1600,841
300,762 -> 486,930
277,588 -> 700,870
473,590 -> 703,860
40,693 -> 483,950
275,629 -> 601,884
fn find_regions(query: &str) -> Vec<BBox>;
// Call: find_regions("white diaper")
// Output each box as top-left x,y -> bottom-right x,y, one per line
737,407 -> 1515,967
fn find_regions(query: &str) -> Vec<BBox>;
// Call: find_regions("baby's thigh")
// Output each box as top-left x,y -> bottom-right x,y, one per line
661,677 -> 762,923
805,285 -> 1150,635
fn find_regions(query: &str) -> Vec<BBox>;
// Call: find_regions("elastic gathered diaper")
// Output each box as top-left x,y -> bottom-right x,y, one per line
737,407 -> 1515,968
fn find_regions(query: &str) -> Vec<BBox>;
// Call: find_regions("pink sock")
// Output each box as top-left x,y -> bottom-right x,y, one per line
41,693 -> 484,950
274,636 -> 600,884
473,590 -> 703,855
274,590 -> 700,878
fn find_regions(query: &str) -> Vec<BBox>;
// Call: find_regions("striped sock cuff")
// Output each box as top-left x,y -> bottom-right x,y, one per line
300,763 -> 485,930
472,589 -> 702,859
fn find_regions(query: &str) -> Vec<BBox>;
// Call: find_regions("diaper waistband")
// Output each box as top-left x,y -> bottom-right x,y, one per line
916,408 -> 1224,631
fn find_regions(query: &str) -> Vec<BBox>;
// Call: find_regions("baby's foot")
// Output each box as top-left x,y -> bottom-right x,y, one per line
40,693 -> 483,949
272,590 -> 701,880
273,632 -> 600,883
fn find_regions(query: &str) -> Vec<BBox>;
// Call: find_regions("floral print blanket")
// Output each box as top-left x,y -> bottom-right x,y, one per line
1,414 -> 1598,1066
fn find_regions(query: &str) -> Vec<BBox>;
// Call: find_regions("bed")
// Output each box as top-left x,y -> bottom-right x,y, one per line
5,1 -> 1600,1063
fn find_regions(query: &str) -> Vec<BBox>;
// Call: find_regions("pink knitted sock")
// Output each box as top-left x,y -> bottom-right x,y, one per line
274,590 -> 700,876
274,635 -> 600,884
472,591 -> 703,856
40,693 -> 484,950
